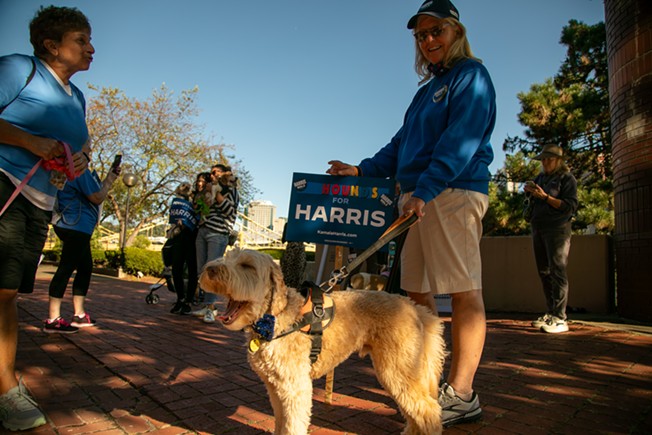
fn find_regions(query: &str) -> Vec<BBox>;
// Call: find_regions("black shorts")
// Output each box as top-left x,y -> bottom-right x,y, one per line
0,172 -> 51,292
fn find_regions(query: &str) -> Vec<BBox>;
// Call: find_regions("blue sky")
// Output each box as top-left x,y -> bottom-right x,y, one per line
0,0 -> 605,218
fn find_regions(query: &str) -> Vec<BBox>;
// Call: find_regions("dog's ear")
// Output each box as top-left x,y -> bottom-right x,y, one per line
268,260 -> 288,315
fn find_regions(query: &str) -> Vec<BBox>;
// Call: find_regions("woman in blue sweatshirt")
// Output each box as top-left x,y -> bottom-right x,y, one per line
327,0 -> 495,427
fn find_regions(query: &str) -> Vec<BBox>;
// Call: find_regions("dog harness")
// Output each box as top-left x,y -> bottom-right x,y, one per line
250,281 -> 335,364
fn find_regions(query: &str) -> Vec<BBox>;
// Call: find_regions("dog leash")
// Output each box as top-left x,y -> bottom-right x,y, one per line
0,141 -> 76,217
319,211 -> 419,292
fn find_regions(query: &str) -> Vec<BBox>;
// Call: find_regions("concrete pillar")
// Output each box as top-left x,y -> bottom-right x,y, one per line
605,0 -> 652,321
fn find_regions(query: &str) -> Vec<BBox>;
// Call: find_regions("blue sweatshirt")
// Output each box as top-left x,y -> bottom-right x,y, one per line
358,58 -> 496,203
169,197 -> 199,232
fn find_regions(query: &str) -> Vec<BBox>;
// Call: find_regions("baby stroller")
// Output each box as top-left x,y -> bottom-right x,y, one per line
145,237 -> 177,304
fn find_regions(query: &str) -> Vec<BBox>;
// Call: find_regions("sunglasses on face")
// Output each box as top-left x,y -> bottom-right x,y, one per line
413,23 -> 451,43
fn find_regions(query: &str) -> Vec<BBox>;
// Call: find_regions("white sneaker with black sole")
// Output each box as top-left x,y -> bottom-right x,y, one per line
541,316 -> 569,333
439,383 -> 482,427
531,313 -> 552,329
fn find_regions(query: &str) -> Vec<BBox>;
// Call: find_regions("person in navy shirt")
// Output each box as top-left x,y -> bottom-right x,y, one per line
0,6 -> 93,430
327,0 -> 495,427
167,182 -> 199,315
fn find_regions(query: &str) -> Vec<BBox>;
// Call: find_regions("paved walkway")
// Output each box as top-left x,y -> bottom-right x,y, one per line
4,264 -> 651,434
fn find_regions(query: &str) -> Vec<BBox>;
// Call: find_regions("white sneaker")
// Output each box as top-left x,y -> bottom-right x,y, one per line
203,309 -> 216,324
439,383 -> 482,427
531,313 -> 552,329
0,380 -> 46,431
191,305 -> 210,317
541,316 -> 569,333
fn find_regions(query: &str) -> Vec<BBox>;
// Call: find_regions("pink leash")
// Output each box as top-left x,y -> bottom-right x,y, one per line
0,141 -> 76,217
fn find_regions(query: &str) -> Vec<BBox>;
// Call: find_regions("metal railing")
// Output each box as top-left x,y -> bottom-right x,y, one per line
84,212 -> 315,252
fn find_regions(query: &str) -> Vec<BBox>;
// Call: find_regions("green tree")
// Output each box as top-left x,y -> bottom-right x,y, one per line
86,84 -> 259,246
504,20 -> 609,183
498,19 -> 612,234
485,152 -> 539,236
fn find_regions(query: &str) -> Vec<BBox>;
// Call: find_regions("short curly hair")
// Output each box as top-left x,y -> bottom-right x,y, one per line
29,6 -> 91,58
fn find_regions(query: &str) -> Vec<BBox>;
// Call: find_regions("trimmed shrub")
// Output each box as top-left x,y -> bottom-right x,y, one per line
104,250 -> 123,270
91,249 -> 107,266
104,248 -> 164,276
132,235 -> 151,249
123,247 -> 164,276
42,249 -> 60,262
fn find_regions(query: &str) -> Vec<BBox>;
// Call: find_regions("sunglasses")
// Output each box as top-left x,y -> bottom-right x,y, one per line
413,23 -> 451,43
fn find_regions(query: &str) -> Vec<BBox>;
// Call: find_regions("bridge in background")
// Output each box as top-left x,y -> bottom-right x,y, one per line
81,212 -> 314,252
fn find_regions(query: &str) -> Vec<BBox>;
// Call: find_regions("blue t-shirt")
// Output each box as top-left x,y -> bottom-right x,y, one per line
55,169 -> 102,235
0,54 -> 88,210
359,59 -> 496,203
169,197 -> 199,232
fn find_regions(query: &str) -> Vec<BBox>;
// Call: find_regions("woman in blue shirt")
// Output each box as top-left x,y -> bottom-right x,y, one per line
0,6 -> 93,431
327,0 -> 495,427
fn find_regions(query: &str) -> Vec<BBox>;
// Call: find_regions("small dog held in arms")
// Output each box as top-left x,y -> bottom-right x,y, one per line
199,248 -> 446,435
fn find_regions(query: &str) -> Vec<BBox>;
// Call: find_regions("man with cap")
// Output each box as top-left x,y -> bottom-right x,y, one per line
525,144 -> 578,333
327,0 -> 496,427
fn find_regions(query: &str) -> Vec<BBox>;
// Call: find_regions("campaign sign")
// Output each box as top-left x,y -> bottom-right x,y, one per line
286,172 -> 396,249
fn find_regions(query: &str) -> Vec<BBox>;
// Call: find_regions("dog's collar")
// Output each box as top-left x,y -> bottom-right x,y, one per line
248,282 -> 335,364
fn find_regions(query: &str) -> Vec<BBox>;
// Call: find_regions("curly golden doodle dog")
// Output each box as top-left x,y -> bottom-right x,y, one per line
200,249 -> 446,435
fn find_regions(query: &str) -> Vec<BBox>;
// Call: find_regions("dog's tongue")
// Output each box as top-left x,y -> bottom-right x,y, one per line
219,299 -> 244,324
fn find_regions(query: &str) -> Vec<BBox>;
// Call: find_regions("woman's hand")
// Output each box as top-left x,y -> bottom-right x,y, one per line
326,160 -> 358,176
29,137 -> 64,160
106,168 -> 119,184
402,196 -> 426,219
524,182 -> 546,200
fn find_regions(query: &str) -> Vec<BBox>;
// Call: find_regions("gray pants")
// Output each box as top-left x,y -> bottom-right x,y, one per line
532,223 -> 571,320
195,226 -> 229,304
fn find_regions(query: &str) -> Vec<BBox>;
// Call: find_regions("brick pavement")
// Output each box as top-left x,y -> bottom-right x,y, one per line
3,265 -> 651,434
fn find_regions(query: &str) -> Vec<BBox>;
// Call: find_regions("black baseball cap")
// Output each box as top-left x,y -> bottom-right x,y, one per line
407,0 -> 460,29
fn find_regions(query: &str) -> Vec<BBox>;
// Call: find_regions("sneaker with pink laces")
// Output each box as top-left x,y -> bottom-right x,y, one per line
71,313 -> 96,328
43,317 -> 78,334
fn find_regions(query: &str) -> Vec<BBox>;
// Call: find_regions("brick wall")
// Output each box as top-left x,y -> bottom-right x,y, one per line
605,0 -> 652,321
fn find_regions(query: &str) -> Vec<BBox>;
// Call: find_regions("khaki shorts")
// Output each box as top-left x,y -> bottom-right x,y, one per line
399,189 -> 488,295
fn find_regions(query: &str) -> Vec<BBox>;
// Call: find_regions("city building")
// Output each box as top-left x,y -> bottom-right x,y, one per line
243,200 -> 284,244
245,200 -> 276,230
